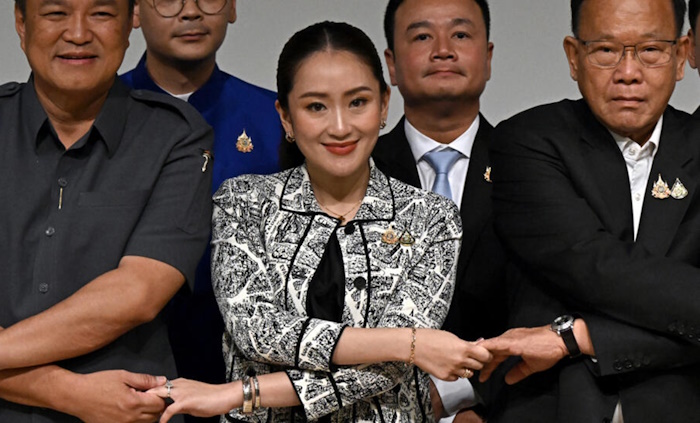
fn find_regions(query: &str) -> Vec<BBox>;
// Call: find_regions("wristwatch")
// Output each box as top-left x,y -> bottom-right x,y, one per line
550,315 -> 581,358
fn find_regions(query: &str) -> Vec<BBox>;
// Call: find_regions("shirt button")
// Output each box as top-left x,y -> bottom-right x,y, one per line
353,277 -> 367,290
634,193 -> 641,201
629,148 -> 638,155
38,283 -> 49,293
45,226 -> 56,237
58,178 -> 68,187
344,223 -> 355,235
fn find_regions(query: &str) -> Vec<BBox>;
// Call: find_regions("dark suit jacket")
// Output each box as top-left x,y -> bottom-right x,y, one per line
490,99 -> 700,423
373,115 -> 507,342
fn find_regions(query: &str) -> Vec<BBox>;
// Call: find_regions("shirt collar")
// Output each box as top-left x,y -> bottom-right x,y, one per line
404,115 -> 480,162
611,115 -> 662,157
23,74 -> 127,156
132,52 -> 226,114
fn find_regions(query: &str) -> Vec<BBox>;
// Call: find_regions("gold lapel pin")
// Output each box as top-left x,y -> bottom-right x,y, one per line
399,230 -> 415,247
236,130 -> 254,153
670,178 -> 688,200
651,174 -> 670,200
381,226 -> 399,245
484,166 -> 492,183
201,150 -> 213,172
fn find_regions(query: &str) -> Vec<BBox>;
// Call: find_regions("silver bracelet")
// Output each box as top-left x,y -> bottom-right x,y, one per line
252,375 -> 261,409
241,375 -> 254,414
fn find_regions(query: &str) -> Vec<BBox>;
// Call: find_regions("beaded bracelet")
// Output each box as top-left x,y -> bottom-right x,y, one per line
408,327 -> 417,365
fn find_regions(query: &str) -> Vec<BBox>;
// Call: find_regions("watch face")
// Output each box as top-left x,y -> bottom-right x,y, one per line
552,315 -> 574,331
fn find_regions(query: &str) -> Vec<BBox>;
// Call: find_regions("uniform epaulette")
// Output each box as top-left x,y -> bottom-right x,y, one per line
128,88 -> 207,128
0,82 -> 22,98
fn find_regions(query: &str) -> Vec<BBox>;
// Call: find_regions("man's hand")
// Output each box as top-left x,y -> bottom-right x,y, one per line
453,409 -> 485,423
65,370 -> 166,423
478,326 -> 569,385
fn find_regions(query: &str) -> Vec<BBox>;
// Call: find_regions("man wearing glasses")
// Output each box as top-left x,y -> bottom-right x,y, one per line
121,2 -> 281,417
476,0 -> 700,422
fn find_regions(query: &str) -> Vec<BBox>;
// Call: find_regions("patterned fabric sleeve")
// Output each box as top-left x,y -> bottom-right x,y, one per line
288,198 -> 462,420
212,176 -> 345,369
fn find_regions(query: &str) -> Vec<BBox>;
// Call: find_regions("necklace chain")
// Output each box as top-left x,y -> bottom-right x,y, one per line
317,196 -> 364,223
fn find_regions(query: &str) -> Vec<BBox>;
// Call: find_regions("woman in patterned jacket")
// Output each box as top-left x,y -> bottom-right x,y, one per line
150,21 -> 492,422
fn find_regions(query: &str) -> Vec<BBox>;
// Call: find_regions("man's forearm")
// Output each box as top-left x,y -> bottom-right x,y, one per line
0,256 -> 184,370
0,364 -> 77,412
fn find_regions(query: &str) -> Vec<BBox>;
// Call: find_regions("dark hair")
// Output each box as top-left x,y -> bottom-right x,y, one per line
571,0 -> 686,38
384,0 -> 491,51
15,0 -> 136,15
277,21 -> 389,169
690,0 -> 700,32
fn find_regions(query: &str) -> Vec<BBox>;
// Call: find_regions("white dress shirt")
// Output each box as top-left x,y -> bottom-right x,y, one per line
609,116 -> 663,423
405,116 -> 480,207
404,116 -> 481,421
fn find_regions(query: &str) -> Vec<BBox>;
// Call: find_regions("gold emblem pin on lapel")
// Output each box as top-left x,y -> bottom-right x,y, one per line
670,178 -> 688,200
381,226 -> 399,245
484,166 -> 492,183
201,150 -> 213,172
651,174 -> 670,200
399,231 -> 415,247
236,130 -> 254,153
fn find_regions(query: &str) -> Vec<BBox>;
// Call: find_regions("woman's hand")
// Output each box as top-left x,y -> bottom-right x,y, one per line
413,329 -> 492,381
148,378 -> 242,423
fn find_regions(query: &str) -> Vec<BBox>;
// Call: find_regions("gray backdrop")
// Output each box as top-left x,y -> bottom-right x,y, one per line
3,0 -> 699,126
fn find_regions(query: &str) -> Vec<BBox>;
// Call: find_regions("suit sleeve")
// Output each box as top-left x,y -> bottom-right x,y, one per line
490,116 -> 700,345
285,199 -> 461,421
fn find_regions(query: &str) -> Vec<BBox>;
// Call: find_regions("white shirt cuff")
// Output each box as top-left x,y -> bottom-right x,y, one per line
430,374 -> 478,416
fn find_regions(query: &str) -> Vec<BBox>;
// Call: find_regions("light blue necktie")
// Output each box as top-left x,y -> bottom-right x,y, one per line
423,148 -> 462,201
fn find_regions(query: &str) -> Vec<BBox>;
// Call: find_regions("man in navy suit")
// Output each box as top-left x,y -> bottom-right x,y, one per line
121,2 -> 281,421
372,0 -> 506,421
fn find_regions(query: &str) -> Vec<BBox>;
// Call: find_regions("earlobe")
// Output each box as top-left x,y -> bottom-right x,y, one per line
228,0 -> 237,23
688,30 -> 697,69
485,42 -> 494,81
563,36 -> 579,81
14,4 -> 26,53
133,0 -> 142,29
384,48 -> 398,86
275,100 -> 293,135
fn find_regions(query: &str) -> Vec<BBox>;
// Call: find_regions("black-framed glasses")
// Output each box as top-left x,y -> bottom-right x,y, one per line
152,0 -> 227,18
577,39 -> 678,68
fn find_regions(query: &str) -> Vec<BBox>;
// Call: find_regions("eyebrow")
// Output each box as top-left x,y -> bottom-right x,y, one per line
406,18 -> 476,32
298,86 -> 374,99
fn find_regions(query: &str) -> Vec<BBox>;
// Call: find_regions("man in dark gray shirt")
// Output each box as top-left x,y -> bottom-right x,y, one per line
0,0 -> 213,421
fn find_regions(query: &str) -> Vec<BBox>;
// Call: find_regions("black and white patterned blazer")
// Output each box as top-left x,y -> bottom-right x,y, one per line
211,160 -> 462,422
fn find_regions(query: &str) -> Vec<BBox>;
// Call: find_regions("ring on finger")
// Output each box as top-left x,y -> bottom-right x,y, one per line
461,368 -> 474,379
165,379 -> 173,398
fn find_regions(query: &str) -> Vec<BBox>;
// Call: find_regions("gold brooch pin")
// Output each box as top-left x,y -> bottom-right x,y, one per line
484,166 -> 492,183
651,174 -> 670,200
236,130 -> 254,153
399,231 -> 415,247
201,150 -> 213,172
381,226 -> 399,245
670,178 -> 688,200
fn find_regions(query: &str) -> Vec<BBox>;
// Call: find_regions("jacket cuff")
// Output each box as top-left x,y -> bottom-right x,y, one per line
296,318 -> 344,371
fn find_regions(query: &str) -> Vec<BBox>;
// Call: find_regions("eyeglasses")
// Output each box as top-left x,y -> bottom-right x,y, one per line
152,0 -> 227,18
577,39 -> 678,68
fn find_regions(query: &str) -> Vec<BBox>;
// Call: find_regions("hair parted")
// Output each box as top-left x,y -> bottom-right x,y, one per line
383,0 -> 491,52
276,21 -> 389,169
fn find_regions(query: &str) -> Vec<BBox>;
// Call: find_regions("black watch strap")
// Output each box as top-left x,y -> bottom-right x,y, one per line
551,315 -> 582,358
560,327 -> 581,358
